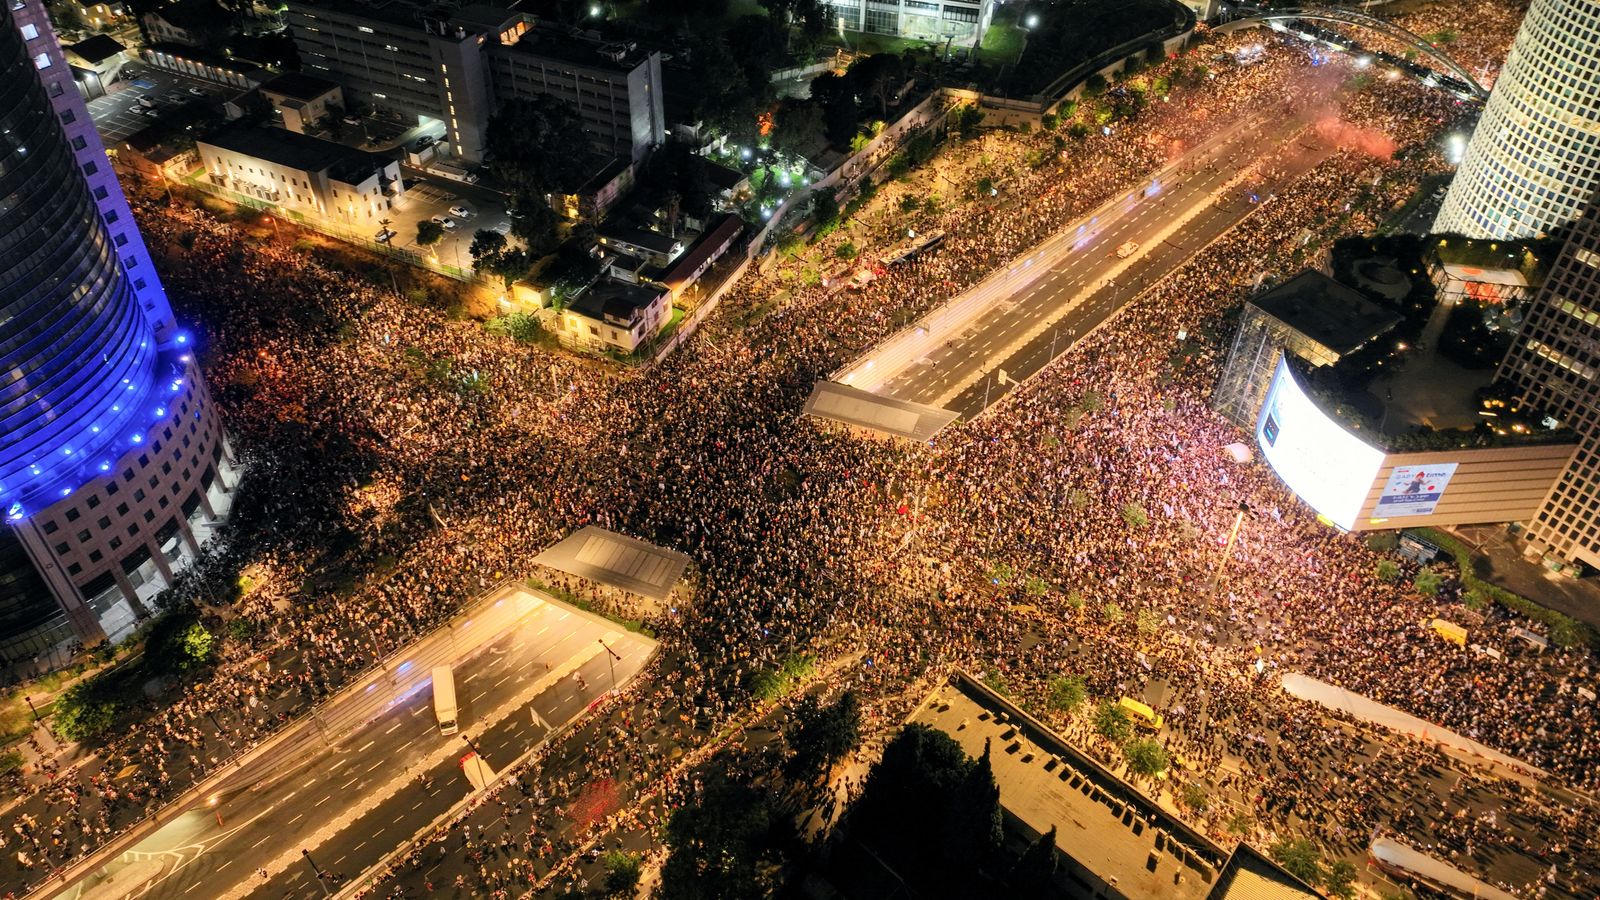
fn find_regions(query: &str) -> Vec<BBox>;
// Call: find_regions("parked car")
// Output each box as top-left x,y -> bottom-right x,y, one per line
342,114 -> 362,125
127,105 -> 144,115
447,205 -> 471,218
413,135 -> 435,152
137,94 -> 156,108
1115,240 -> 1140,259
374,228 -> 396,243
187,86 -> 207,96
430,215 -> 456,230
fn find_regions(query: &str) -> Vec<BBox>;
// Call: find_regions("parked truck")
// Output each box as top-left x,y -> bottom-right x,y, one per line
432,665 -> 459,735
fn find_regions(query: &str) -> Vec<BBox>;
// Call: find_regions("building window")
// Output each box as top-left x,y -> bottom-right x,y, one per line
67,563 -> 82,576
60,108 -> 74,125
83,161 -> 98,176
54,542 -> 69,555
77,530 -> 90,542
20,22 -> 38,39
71,135 -> 87,150
34,51 -> 51,69
42,521 -> 58,535
65,508 -> 80,522
93,185 -> 108,199
89,550 -> 103,563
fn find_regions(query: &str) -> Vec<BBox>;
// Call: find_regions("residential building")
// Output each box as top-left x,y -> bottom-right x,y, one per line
659,213 -> 745,301
143,42 -> 266,89
282,0 -> 664,164
596,224 -> 681,267
198,124 -> 403,224
552,156 -> 635,223
1496,192 -> 1600,572
2,0 -> 236,661
258,70 -> 344,134
485,27 -> 664,163
824,0 -> 995,45
560,280 -> 672,354
1432,0 -> 1600,239
60,34 -> 127,98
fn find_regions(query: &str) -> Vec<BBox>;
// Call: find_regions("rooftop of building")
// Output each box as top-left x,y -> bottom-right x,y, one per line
569,278 -> 666,325
597,224 -> 681,255
1251,270 -> 1402,358
913,674 -> 1226,898
64,34 -> 126,63
259,71 -> 342,102
199,124 -> 392,185
502,23 -> 653,72
283,0 -> 521,37
146,0 -> 232,30
1207,844 -> 1321,900
660,213 -> 744,283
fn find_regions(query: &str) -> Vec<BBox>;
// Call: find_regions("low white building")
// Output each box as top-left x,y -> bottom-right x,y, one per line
258,71 -> 345,135
561,279 -> 672,354
198,125 -> 403,225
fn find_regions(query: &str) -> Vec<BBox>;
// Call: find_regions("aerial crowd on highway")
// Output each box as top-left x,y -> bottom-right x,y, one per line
4,0 -> 1598,897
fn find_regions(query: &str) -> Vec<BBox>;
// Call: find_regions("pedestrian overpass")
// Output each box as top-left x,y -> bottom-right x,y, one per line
1216,5 -> 1489,101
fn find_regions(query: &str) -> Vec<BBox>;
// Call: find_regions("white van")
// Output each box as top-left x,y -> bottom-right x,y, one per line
432,666 -> 459,735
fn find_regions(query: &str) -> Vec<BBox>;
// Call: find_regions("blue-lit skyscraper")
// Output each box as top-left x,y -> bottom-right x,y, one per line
1,0 -> 237,663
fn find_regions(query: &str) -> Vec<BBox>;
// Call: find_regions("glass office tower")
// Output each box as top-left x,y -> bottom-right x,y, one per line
1,0 -> 237,665
1432,0 -> 1600,239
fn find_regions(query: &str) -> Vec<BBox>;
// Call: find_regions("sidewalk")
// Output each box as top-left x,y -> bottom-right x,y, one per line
1447,524 -> 1600,631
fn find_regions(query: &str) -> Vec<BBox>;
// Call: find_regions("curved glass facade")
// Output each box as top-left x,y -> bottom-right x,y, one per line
0,5 -> 160,521
1432,0 -> 1600,239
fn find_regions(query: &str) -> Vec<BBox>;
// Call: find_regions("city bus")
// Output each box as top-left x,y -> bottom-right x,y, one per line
432,665 -> 459,735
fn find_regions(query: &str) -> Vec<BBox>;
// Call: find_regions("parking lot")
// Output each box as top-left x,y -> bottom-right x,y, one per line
385,172 -> 514,270
85,66 -> 234,143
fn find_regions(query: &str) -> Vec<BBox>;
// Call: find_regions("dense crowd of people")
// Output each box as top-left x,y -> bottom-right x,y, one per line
3,3 -> 1597,897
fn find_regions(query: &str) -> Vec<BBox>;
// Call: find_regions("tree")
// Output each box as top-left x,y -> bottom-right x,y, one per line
1326,859 -> 1357,898
1270,837 -> 1325,886
659,774 -> 774,899
54,681 -> 119,742
1094,700 -> 1132,743
784,690 -> 862,782
773,99 -> 826,158
1011,825 -> 1058,898
485,96 -> 590,196
847,52 -> 905,118
1375,559 -> 1401,581
1123,738 -> 1169,777
941,739 -> 1003,890
508,199 -> 562,257
602,850 -> 642,895
835,242 -> 857,260
808,71 -> 860,148
811,190 -> 841,232
469,228 -> 508,265
1412,569 -> 1443,596
416,219 -> 445,247
1047,674 -> 1086,713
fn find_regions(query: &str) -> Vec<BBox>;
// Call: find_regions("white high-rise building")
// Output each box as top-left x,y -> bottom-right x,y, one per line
1432,0 -> 1600,240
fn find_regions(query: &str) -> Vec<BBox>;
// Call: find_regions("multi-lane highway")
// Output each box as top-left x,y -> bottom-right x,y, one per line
55,588 -> 654,900
838,106 -> 1337,421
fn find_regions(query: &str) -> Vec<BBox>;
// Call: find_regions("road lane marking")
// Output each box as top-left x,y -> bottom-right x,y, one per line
358,740 -> 376,752
289,813 -> 304,824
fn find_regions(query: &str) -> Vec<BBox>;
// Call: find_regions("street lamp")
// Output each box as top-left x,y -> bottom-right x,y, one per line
302,849 -> 332,897
1211,501 -> 1250,590
598,638 -> 622,694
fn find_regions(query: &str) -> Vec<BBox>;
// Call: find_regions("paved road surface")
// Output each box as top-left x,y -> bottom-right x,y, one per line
54,592 -> 653,900
861,109 -> 1333,419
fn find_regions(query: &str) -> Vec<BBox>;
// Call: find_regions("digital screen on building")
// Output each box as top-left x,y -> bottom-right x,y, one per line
1375,463 -> 1459,517
1255,360 -> 1385,530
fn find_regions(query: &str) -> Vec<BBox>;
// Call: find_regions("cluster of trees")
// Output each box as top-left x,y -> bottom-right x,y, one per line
55,610 -> 219,742
659,774 -> 781,899
783,690 -> 861,783
836,725 -> 1059,898
1006,0 -> 1180,96
808,52 -> 920,148
485,96 -> 591,256
1271,837 -> 1358,898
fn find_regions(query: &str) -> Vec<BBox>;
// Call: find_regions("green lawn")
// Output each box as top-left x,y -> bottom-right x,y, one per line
976,24 -> 1026,67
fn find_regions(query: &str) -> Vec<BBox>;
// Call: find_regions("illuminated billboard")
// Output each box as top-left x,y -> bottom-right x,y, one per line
1255,360 -> 1385,530
1375,463 -> 1459,517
